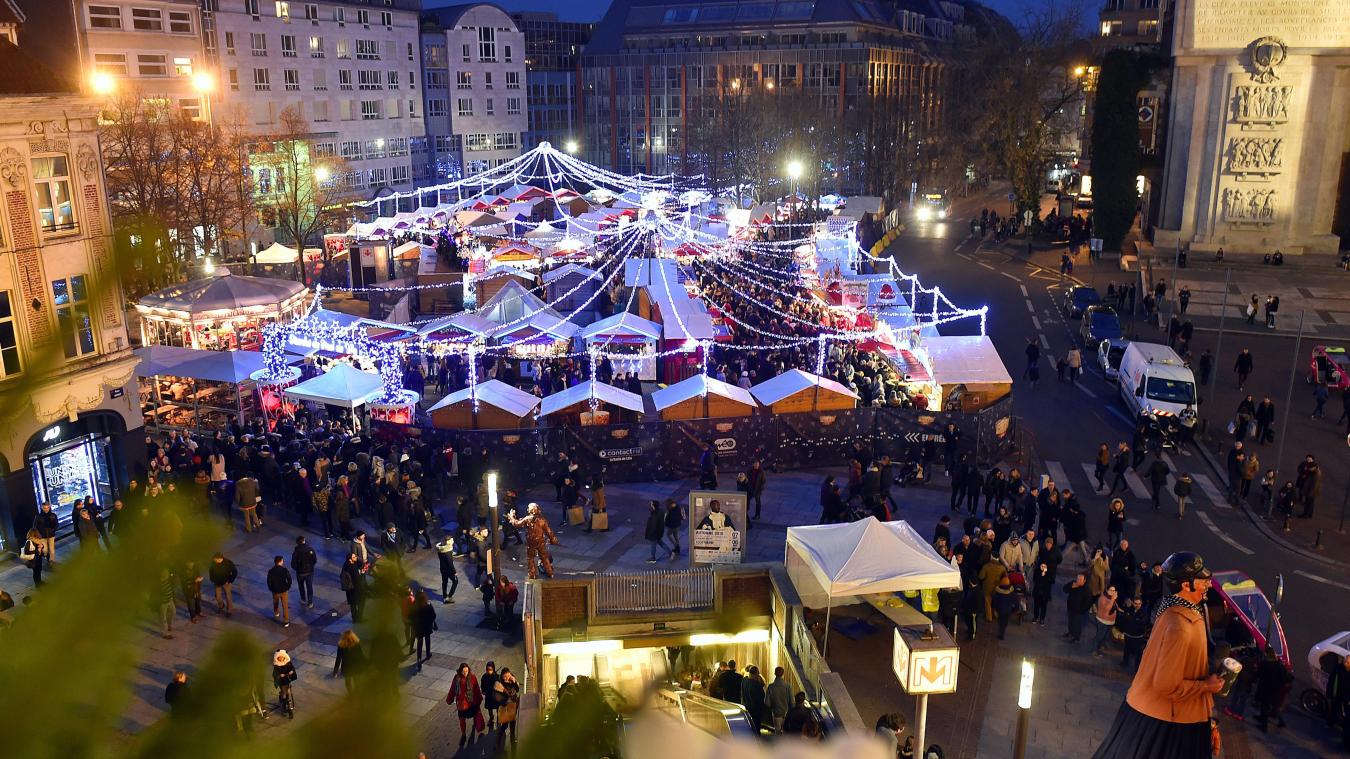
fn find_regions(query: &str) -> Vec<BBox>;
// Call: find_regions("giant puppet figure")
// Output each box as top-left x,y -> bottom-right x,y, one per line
506,503 -> 559,579
1093,552 -> 1225,758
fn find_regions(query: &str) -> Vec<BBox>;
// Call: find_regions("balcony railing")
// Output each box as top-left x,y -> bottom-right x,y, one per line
593,568 -> 714,615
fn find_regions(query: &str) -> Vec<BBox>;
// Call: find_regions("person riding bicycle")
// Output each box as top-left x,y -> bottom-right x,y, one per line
272,649 -> 298,718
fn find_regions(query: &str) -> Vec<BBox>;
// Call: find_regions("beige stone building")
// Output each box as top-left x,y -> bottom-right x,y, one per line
1153,0 -> 1350,256
0,24 -> 141,549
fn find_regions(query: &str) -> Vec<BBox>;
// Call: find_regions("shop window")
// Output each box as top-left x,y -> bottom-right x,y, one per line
0,291 -> 21,377
32,155 -> 77,234
52,275 -> 95,358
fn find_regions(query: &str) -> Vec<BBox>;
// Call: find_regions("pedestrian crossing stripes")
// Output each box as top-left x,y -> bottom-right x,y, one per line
1191,474 -> 1229,510
1048,457 -> 1231,511
1122,470 -> 1151,500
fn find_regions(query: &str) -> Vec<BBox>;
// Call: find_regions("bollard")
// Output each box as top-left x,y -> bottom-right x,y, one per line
1314,530 -> 1324,550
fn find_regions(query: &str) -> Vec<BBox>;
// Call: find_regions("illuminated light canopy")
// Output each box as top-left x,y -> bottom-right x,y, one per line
689,629 -> 771,647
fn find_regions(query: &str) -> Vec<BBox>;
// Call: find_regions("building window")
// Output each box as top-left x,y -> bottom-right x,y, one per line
168,10 -> 192,33
506,71 -> 520,89
456,71 -> 471,89
131,8 -> 163,31
88,5 -> 122,29
33,155 -> 76,233
368,166 -> 387,185
311,100 -> 328,121
314,142 -> 335,157
426,99 -> 446,117
336,39 -> 350,58
313,69 -> 327,90
334,6 -> 344,24
339,140 -> 360,159
1101,21 -> 1123,37
391,165 -> 408,183
284,69 -> 300,90
387,71 -> 399,87
339,69 -> 352,89
94,53 -> 128,76
179,97 -> 202,119
137,54 -> 168,76
253,68 -> 270,90
358,70 -> 382,89
356,9 -> 369,25
1138,20 -> 1159,37
0,291 -> 21,377
485,98 -> 494,115
388,137 -> 408,156
275,1 -> 289,21
281,34 -> 297,56
408,99 -> 417,118
380,11 -> 392,27
462,43 -> 470,62
309,35 -> 323,56
250,32 -> 267,55
173,56 -> 193,76
478,26 -> 496,61
424,44 -> 446,67
506,97 -> 520,115
360,100 -> 380,120
356,39 -> 379,59
304,3 -> 318,20
53,276 -> 95,358
457,98 -> 473,116
225,31 -> 235,55
228,68 -> 239,90
484,72 -> 493,90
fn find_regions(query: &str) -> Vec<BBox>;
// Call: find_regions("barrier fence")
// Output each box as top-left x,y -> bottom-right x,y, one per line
372,395 -> 1015,488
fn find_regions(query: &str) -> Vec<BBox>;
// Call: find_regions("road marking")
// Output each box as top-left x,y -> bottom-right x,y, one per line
1073,381 -> 1097,399
1080,463 -> 1106,492
1032,316 -> 1042,330
1025,300 -> 1036,313
1045,460 -> 1071,490
1294,570 -> 1350,591
1126,518 -> 1140,526
1019,284 -> 1029,297
1106,406 -> 1134,426
1190,473 -> 1228,508
1196,511 -> 1255,555
1122,470 -> 1151,500
978,262 -> 996,271
1038,334 -> 1051,350
1000,271 -> 1022,283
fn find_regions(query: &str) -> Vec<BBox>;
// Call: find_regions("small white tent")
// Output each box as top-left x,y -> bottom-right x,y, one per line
283,363 -> 384,408
254,242 -> 300,264
785,517 -> 960,654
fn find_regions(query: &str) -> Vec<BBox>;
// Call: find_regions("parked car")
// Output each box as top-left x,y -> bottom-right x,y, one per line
1080,305 -> 1123,345
1097,338 -> 1128,380
1061,286 -> 1101,319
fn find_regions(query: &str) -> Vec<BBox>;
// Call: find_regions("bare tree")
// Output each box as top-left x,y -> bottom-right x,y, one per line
255,106 -> 349,269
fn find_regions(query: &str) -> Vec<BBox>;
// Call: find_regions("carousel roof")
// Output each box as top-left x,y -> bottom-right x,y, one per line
138,268 -> 305,315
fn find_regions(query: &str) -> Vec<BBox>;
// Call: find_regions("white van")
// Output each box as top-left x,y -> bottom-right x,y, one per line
1118,342 -> 1197,419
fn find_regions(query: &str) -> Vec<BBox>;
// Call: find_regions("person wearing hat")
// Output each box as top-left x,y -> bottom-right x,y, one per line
1092,551 -> 1224,758
271,649 -> 298,718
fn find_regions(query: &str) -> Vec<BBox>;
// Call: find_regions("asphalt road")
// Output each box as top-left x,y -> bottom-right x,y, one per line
887,186 -> 1350,704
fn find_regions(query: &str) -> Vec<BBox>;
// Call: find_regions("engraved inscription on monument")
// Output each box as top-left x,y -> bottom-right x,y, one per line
1188,0 -> 1347,51
1225,137 -> 1284,175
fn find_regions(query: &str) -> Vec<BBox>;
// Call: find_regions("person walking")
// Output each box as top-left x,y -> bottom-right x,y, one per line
741,665 -> 768,733
1313,381 -> 1330,419
1030,561 -> 1053,625
1178,286 -> 1191,315
236,474 -> 262,532
1106,499 -> 1127,548
1254,646 -> 1294,731
1093,443 -> 1110,492
992,577 -> 1018,640
745,461 -> 767,520
340,553 -> 365,623
645,500 -> 669,563
19,529 -> 45,587
1254,397 -> 1276,443
332,629 -> 364,696
766,666 -> 792,733
1091,587 -> 1120,657
1296,455 -> 1321,518
447,663 -> 484,748
158,567 -> 178,639
1066,346 -> 1083,384
272,649 -> 298,718
1107,442 -> 1131,496
410,590 -> 437,669
1173,472 -> 1194,519
208,552 -> 237,617
1234,348 -> 1254,390
435,537 -> 458,604
496,668 -> 521,751
291,536 -> 317,610
1245,294 -> 1259,325
267,555 -> 292,628
1145,457 -> 1169,511
31,503 -> 57,565
181,561 -> 204,623
665,498 -> 685,559
164,671 -> 191,717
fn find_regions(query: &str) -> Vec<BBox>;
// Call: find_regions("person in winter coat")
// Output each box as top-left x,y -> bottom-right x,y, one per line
998,533 -> 1032,573
291,536 -> 318,609
435,537 -> 458,604
1173,473 -> 1194,519
978,557 -> 1008,622
340,553 -> 365,623
447,662 -> 484,746
332,629 -> 364,695
410,590 -> 437,667
1106,499 -> 1127,549
1145,457 -> 1170,511
1254,646 -> 1294,731
741,665 -> 768,731
992,577 -> 1019,640
266,556 -> 293,627
1139,562 -> 1166,618
645,500 -> 669,563
1091,588 -> 1120,656
235,475 -> 262,532
31,502 -> 58,564
271,649 -> 298,717
19,529 -> 45,587
209,552 -> 238,616
1296,455 -> 1322,518
1063,574 -> 1093,643
1115,598 -> 1149,670
496,668 -> 522,750
1030,561 -> 1054,625
937,583 -> 962,634
333,475 -> 354,539
1088,548 -> 1110,597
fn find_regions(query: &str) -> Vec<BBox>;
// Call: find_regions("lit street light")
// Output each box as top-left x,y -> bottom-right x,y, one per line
90,71 -> 116,96
191,71 -> 215,93
565,140 -> 579,154
314,166 -> 331,183
1073,65 -> 1087,77
1014,659 -> 1034,759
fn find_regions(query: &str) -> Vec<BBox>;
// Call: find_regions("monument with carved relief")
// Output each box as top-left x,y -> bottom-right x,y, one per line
1152,0 -> 1349,256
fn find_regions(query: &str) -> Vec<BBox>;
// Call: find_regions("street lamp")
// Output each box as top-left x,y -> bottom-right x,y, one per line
314,166 -> 331,183
487,471 -> 500,578
565,140 -> 579,154
90,71 -> 116,96
191,71 -> 215,93
1014,659 -> 1034,759
1073,65 -> 1087,78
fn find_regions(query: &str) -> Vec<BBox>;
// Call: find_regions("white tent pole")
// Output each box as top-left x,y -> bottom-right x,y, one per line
823,595 -> 833,658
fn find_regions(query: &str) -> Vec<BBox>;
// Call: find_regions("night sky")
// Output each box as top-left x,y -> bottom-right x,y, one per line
429,0 -> 1102,31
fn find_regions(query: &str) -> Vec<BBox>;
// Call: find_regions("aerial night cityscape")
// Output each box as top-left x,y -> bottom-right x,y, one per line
1,0 -> 1349,758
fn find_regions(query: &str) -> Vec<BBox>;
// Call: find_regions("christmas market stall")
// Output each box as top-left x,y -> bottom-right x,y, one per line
750,369 -> 858,414
542,263 -> 599,315
651,373 -> 758,420
919,335 -> 1013,412
282,362 -> 385,428
427,378 -> 540,430
539,380 -> 645,426
136,345 -> 269,432
136,267 -> 308,350
578,312 -> 662,381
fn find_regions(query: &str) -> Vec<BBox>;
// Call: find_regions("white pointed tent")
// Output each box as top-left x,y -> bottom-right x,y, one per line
785,517 -> 960,654
476,279 -> 557,324
283,363 -> 384,408
254,241 -> 300,264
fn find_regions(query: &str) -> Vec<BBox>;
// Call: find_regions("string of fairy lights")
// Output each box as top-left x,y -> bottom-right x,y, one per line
256,142 -> 988,410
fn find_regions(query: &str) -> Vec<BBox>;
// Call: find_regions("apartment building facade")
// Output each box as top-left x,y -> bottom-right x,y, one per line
420,3 -> 527,181
510,11 -> 592,152
0,31 -> 143,548
208,0 -> 427,204
579,0 -> 976,191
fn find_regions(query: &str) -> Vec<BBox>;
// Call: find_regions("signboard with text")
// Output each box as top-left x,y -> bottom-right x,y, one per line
687,490 -> 747,566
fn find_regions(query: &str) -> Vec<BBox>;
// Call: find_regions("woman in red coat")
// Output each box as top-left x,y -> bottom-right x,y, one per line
446,662 -> 484,747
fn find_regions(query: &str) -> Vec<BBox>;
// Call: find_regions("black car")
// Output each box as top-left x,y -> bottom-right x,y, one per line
1080,305 -> 1123,344
1061,286 -> 1101,319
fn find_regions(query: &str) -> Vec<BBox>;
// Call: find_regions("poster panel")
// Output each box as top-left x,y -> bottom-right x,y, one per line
687,489 -> 747,566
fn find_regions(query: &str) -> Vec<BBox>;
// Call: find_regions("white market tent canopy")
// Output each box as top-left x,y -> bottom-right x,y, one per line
283,363 -> 384,408
539,380 -> 645,417
923,335 -> 1014,386
135,345 -> 267,384
578,311 -> 663,342
650,373 -> 757,412
254,242 -> 300,264
138,268 -> 306,316
426,378 -> 541,417
541,262 -> 598,285
477,279 -> 559,324
786,517 -> 961,653
750,369 -> 858,406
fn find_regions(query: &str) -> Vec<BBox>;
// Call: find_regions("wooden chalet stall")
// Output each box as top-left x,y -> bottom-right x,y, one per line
475,264 -> 537,305
539,381 -> 645,426
542,263 -> 599,314
651,374 -> 758,420
427,378 -> 540,430
578,312 -> 661,381
750,369 -> 859,414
